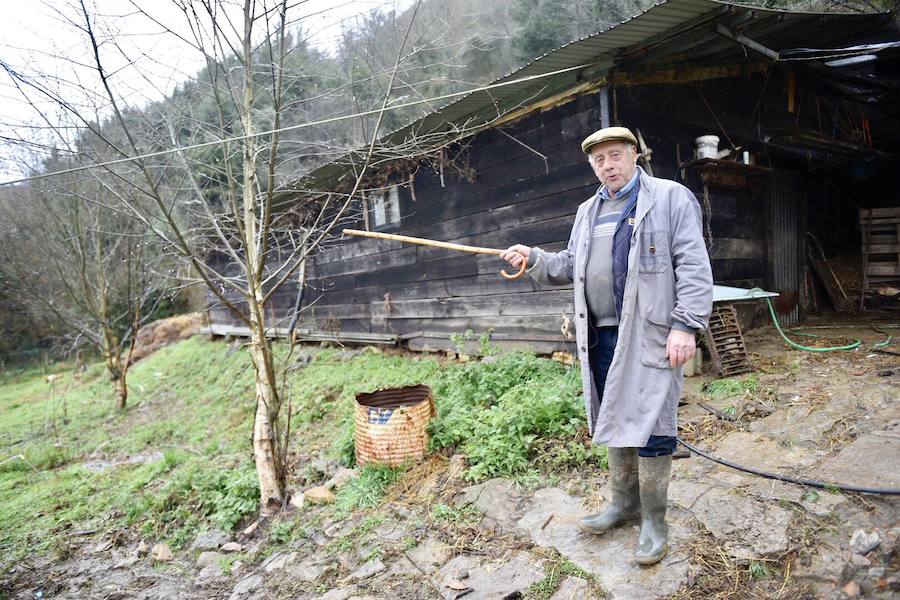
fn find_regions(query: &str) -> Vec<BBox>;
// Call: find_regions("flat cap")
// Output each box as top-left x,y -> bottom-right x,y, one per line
581,126 -> 638,154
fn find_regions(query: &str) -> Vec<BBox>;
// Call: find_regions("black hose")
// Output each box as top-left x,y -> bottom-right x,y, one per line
676,437 -> 900,496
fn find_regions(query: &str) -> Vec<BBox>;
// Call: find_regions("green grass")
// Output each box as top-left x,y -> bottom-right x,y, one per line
525,549 -> 605,599
749,560 -> 771,580
0,336 -> 598,566
703,374 -> 758,397
0,337 -> 257,562
431,503 -> 481,523
334,464 -> 405,513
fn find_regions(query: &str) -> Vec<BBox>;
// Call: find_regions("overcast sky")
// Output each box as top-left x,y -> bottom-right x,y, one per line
0,0 -> 412,180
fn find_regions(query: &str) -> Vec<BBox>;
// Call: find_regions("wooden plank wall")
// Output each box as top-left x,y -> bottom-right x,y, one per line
210,76 -> 780,349
300,95 -> 606,351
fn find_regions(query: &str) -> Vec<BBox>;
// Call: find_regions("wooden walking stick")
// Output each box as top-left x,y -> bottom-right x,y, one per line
342,229 -> 528,280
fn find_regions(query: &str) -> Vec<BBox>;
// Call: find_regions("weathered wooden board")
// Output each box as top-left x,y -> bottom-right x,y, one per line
313,246 -> 418,277
304,294 -> 574,323
407,336 -> 571,354
707,238 -> 766,261
867,263 -> 900,277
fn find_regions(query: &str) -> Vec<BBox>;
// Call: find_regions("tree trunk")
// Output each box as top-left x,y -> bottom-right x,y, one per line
114,367 -> 127,412
249,321 -> 284,512
103,332 -> 127,413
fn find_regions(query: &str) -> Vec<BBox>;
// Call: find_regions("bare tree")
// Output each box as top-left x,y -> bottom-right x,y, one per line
0,157 -> 165,410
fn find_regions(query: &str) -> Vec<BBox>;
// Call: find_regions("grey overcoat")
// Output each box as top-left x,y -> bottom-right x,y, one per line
529,167 -> 713,447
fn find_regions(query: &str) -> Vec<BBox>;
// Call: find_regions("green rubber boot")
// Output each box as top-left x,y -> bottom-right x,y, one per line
579,447 -> 640,534
633,454 -> 672,565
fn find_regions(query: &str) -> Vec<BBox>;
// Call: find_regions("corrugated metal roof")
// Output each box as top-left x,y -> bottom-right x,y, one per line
292,0 -> 892,191
382,0 -> 727,144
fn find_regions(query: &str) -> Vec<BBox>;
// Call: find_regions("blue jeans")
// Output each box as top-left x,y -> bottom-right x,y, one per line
587,323 -> 676,458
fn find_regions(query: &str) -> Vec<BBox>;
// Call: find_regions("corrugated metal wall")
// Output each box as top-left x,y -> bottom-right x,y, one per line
767,172 -> 801,326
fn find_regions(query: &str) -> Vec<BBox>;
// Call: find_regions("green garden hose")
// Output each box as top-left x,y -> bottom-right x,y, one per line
872,325 -> 893,348
763,297 -> 861,352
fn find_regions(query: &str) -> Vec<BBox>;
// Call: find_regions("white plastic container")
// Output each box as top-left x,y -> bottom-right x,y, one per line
695,135 -> 720,160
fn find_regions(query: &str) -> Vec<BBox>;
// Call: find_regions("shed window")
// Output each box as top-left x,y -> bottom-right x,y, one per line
370,185 -> 401,228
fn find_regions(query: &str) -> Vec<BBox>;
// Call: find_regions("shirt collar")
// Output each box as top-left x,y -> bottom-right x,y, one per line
599,166 -> 642,201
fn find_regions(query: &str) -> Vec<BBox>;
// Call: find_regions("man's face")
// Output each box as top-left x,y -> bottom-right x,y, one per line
588,141 -> 638,193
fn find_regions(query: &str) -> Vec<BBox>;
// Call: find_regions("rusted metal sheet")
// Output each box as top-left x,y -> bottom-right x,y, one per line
354,385 -> 435,466
767,172 -> 801,326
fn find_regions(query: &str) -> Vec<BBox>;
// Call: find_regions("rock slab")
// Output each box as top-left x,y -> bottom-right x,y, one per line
550,576 -> 591,600
849,529 -> 881,555
151,543 -> 173,562
455,478 -> 526,530
669,478 -> 792,559
407,535 -> 453,572
305,485 -> 337,504
816,434 -> 900,489
262,551 -> 297,572
288,556 -> 329,582
434,552 -> 544,600
517,487 -> 691,600
347,557 -> 385,581
229,574 -> 263,600
196,551 -> 225,568
191,528 -> 230,551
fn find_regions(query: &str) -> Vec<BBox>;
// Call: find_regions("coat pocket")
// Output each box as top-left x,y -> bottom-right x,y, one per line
638,230 -> 670,274
639,318 -> 671,369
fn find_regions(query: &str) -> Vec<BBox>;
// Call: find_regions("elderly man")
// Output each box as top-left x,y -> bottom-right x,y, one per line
502,126 -> 713,565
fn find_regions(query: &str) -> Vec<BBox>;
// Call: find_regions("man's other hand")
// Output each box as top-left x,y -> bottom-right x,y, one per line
666,329 -> 696,368
501,244 -> 531,270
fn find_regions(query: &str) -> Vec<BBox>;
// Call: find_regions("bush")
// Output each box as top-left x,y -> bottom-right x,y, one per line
428,352 -> 584,481
199,467 -> 260,530
536,439 -> 608,472
334,422 -> 356,468
122,461 -> 259,541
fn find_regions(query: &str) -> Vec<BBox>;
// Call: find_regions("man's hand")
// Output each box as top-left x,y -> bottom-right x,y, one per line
501,244 -> 531,270
666,329 -> 696,368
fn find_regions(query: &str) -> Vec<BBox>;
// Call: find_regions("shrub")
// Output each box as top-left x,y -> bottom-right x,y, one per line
122,462 -> 258,540
429,352 -> 584,481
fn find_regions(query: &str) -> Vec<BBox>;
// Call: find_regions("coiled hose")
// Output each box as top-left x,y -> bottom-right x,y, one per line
764,297 -> 861,352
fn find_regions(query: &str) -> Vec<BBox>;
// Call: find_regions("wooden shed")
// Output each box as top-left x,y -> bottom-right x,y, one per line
207,0 -> 900,352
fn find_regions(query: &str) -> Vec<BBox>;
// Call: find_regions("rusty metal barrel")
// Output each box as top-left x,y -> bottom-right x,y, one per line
354,384 -> 436,466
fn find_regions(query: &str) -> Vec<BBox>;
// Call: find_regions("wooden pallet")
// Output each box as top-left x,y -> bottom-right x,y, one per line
704,304 -> 753,377
859,208 -> 900,308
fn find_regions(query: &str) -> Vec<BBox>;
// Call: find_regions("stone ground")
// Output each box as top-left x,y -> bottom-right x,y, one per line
3,322 -> 899,600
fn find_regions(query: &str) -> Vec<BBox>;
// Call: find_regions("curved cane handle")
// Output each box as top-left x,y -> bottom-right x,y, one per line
500,258 -> 528,280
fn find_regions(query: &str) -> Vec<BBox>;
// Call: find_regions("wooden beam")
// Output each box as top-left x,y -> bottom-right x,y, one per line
611,62 -> 769,87
486,76 -> 609,131
786,69 -> 796,114
715,24 -> 780,61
